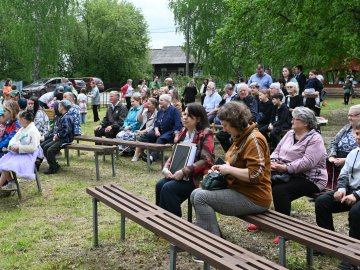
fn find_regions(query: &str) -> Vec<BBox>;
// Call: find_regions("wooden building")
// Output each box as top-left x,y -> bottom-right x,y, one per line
151,46 -> 195,78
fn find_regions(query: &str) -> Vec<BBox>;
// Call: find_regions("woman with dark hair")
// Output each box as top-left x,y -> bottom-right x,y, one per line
200,78 -> 209,105
191,101 -> 272,236
27,96 -> 49,140
183,80 -> 197,105
281,66 -> 297,84
156,103 -> 214,217
0,110 -> 41,191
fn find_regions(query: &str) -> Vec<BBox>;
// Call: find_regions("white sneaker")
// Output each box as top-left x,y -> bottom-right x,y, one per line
1,180 -> 17,191
131,156 -> 139,162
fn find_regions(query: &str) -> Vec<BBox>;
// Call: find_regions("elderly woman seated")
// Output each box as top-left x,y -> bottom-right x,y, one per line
191,102 -> 272,237
326,105 -> 360,190
0,110 -> 41,191
140,94 -> 182,164
156,103 -> 214,217
270,106 -> 327,243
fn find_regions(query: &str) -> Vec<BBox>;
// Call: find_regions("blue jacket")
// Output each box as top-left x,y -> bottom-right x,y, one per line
0,119 -> 21,150
123,105 -> 142,132
154,105 -> 182,141
57,111 -> 75,145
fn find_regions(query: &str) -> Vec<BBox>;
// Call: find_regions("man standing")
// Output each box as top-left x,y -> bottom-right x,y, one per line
149,75 -> 161,89
94,91 -> 127,139
88,80 -> 100,122
294,65 -> 306,96
248,64 -> 273,90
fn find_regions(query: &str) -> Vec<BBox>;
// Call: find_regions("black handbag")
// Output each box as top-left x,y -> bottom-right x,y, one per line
271,172 -> 291,184
201,171 -> 227,190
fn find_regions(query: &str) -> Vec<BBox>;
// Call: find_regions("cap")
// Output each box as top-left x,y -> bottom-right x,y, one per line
59,99 -> 72,110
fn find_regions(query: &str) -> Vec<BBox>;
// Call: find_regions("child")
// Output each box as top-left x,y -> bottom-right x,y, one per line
268,93 -> 290,151
0,108 -> 6,138
77,88 -> 88,124
303,70 -> 323,113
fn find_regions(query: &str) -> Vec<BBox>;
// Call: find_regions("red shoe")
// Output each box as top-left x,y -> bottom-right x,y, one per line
272,236 -> 280,244
247,224 -> 259,231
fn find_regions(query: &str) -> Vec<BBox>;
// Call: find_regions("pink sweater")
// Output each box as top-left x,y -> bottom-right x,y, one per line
271,129 -> 327,190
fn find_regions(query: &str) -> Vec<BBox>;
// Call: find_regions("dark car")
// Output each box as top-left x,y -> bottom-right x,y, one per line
22,77 -> 69,98
68,78 -> 86,92
83,77 -> 105,92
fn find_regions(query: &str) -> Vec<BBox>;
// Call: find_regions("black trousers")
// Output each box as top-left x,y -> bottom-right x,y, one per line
92,105 -> 100,122
216,130 -> 232,153
344,93 -> 351,105
41,138 -> 62,169
143,130 -> 172,160
94,126 -> 120,139
125,97 -> 131,110
272,176 -> 319,215
155,178 -> 195,217
315,191 -> 360,240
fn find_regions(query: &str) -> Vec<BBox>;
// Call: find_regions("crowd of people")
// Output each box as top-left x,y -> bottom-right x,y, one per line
0,68 -> 359,270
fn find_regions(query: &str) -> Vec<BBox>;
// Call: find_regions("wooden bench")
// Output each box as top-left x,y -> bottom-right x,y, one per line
86,184 -> 286,270
64,144 -> 116,181
10,168 -> 42,200
74,135 -> 173,170
239,209 -> 360,269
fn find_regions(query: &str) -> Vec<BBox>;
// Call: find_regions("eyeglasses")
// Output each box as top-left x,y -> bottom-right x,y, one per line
348,113 -> 360,117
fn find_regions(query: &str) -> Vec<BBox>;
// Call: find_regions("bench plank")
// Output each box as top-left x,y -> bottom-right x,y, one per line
87,185 -> 286,270
240,210 -> 360,266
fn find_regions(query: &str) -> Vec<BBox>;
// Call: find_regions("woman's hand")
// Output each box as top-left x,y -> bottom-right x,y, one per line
341,194 -> 357,206
271,161 -> 287,172
155,129 -> 161,137
9,145 -> 19,153
334,191 -> 346,201
162,168 -> 173,179
333,158 -> 346,167
213,162 -> 232,176
173,170 -> 184,180
328,156 -> 336,163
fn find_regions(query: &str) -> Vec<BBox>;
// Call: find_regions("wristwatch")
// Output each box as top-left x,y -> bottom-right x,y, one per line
352,191 -> 360,201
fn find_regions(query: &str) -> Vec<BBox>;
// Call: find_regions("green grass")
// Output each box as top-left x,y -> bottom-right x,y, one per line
0,99 -> 357,270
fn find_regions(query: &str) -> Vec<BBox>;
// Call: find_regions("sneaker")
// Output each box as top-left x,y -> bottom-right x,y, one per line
337,262 -> 359,270
131,156 -> 139,162
247,224 -> 259,231
1,180 -> 17,191
44,164 -> 60,175
192,256 -> 204,264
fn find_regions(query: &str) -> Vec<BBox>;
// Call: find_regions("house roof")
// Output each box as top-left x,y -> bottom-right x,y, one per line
151,46 -> 195,65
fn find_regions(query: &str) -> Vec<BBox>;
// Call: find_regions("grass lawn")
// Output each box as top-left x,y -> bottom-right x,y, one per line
0,98 -> 359,270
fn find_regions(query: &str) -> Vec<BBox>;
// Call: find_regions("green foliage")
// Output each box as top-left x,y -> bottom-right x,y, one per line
0,0 -> 150,83
170,0 -> 360,79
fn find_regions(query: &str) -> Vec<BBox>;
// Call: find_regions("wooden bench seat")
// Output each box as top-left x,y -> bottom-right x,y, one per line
64,144 -> 116,181
239,209 -> 360,269
86,184 -> 286,270
74,135 -> 173,170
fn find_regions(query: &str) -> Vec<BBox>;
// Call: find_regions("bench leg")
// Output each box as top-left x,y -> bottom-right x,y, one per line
161,150 -> 165,169
169,243 -> 178,270
92,198 -> 99,247
111,153 -> 116,177
120,213 -> 125,241
77,139 -> 80,157
146,149 -> 151,172
11,172 -> 22,200
95,153 -> 100,181
279,236 -> 286,267
187,198 -> 192,223
306,247 -> 313,270
203,262 -> 210,270
35,168 -> 42,192
65,148 -> 70,166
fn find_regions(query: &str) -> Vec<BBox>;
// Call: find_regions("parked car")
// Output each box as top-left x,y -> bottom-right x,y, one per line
83,77 -> 104,92
22,77 -> 69,98
68,78 -> 86,92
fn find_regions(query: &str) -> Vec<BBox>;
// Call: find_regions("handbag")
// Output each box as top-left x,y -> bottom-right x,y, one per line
201,171 -> 227,190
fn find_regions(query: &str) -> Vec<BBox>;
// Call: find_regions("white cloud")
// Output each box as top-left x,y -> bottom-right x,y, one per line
127,0 -> 185,49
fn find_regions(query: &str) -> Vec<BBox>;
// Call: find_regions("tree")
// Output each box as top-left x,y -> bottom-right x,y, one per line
69,0 -> 150,83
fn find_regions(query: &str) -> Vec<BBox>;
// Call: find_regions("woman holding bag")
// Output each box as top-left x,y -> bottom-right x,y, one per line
191,101 -> 272,237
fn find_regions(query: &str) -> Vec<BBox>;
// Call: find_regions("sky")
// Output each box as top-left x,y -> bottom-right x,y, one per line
128,0 -> 185,49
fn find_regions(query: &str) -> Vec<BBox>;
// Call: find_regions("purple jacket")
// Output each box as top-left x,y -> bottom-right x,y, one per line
271,129 -> 327,190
